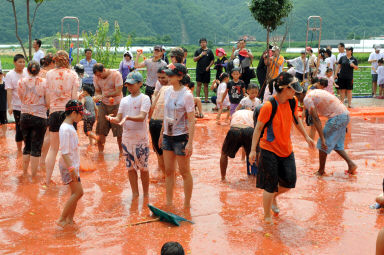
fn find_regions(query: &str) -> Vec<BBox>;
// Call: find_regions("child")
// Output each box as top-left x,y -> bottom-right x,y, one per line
80,84 -> 98,145
161,241 -> 185,255
235,83 -> 261,111
375,58 -> 384,99
221,68 -> 245,115
57,100 -> 84,227
216,72 -> 230,123
108,72 -> 151,198
210,79 -> 219,110
325,68 -> 337,94
0,70 -> 7,137
370,178 -> 384,209
185,78 -> 204,118
214,48 -> 228,80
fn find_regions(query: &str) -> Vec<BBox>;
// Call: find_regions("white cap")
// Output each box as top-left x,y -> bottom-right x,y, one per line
375,45 -> 381,50
272,46 -> 280,51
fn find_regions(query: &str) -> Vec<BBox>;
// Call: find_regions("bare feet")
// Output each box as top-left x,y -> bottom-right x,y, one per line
271,199 -> 280,215
184,202 -> 191,209
347,164 -> 358,175
57,219 -> 67,228
264,217 -> 274,224
314,170 -> 325,176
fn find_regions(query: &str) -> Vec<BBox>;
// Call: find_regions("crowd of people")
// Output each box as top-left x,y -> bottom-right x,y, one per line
0,37 -> 383,251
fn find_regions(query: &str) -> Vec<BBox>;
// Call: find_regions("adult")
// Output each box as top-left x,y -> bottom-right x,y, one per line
231,39 -> 254,87
286,50 -> 309,82
38,53 -> 55,78
325,48 -> 337,72
306,47 -> 317,78
335,47 -> 358,108
302,89 -> 357,175
32,39 -> 45,63
79,48 -> 97,89
161,46 -> 169,64
5,54 -> 28,151
45,51 -> 79,185
159,63 -> 195,208
149,66 -> 170,175
249,72 -> 314,224
93,63 -> 123,153
336,42 -> 346,62
169,47 -> 185,65
135,45 -> 167,99
118,51 -> 135,97
193,38 -> 214,103
257,49 -> 269,99
268,46 -> 284,80
368,45 -> 383,97
220,109 -> 254,181
315,48 -> 327,78
18,61 -> 48,177
182,47 -> 188,65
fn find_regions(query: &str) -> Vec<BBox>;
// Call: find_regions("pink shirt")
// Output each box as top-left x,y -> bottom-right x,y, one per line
152,86 -> 170,120
18,75 -> 48,119
4,68 -> 28,111
94,70 -> 123,105
46,68 -> 79,113
230,109 -> 254,128
325,76 -> 335,94
304,89 -> 348,119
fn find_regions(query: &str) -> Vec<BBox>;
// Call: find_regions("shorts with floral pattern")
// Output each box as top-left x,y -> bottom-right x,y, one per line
59,162 -> 80,185
122,142 -> 149,172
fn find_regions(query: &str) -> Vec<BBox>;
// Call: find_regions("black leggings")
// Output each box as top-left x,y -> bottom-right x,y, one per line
13,110 -> 23,142
20,113 -> 47,157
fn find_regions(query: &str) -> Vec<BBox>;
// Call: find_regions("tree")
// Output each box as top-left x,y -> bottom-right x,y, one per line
7,0 -> 46,60
249,0 -> 293,96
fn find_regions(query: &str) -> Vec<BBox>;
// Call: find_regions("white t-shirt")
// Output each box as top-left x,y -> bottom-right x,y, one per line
377,66 -> 384,85
230,109 -> 254,127
325,57 -> 333,70
4,68 -> 28,111
154,80 -> 162,92
316,58 -> 327,78
217,82 -> 230,107
163,87 -> 194,136
32,49 -> 45,63
287,67 -> 296,76
144,59 -> 167,87
59,122 -> 80,175
118,93 -> 151,144
336,52 -> 346,62
368,52 -> 384,74
239,96 -> 261,111
263,84 -> 276,102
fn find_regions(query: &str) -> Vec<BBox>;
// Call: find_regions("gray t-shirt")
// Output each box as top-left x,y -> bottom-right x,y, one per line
144,59 -> 167,87
84,95 -> 95,119
234,49 -> 252,68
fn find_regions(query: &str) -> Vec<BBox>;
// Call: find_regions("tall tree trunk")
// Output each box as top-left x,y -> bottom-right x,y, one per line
27,0 -> 32,61
8,0 -> 28,58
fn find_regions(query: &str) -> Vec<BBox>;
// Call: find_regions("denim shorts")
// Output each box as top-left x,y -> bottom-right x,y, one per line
317,113 -> 349,154
162,134 -> 189,156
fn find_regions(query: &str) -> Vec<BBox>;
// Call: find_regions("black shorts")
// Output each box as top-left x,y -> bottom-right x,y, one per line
372,74 -> 378,83
48,111 -> 65,132
256,149 -> 297,193
13,110 -> 23,142
145,86 -> 155,100
196,71 -> 211,84
149,119 -> 163,155
20,113 -> 47,157
337,78 -> 353,90
0,111 -> 7,125
222,127 -> 254,158
83,116 -> 95,135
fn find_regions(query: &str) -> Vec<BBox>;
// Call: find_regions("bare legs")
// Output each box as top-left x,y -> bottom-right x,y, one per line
22,155 -> 40,177
372,81 -> 377,97
57,180 -> 83,227
316,149 -> 357,175
263,185 -> 290,223
128,170 -> 149,198
97,135 -> 122,154
45,132 -> 59,185
195,82 -> 209,102
220,152 -> 228,181
40,131 -> 50,169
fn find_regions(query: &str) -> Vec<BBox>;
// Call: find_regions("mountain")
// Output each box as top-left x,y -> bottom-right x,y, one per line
0,0 -> 382,45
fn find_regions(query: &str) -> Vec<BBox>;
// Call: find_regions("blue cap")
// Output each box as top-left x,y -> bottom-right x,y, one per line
125,71 -> 143,84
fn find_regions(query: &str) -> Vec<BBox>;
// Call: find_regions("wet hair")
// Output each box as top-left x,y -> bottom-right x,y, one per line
82,84 -> 94,96
123,52 -> 132,58
27,61 -> 40,76
199,38 -> 207,43
157,66 -> 168,74
247,83 -> 259,91
325,49 -> 332,57
64,100 -> 83,116
34,39 -> 42,48
326,67 -> 333,73
346,47 -> 354,53
379,58 -> 384,64
311,77 -> 320,84
219,72 -> 229,82
339,42 -> 345,48
14,54 -> 25,62
161,242 -> 185,255
187,81 -> 195,89
93,63 -> 104,74
180,74 -> 191,86
84,48 -> 92,54
41,53 -> 54,67
319,78 -> 328,88
274,72 -> 295,93
54,50 -> 69,68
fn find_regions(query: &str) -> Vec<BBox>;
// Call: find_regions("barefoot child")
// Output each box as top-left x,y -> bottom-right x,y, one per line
235,83 -> 261,111
108,72 -> 151,197
216,73 -> 230,123
221,68 -> 246,116
57,100 -> 84,227
374,58 -> 384,99
80,84 -> 98,145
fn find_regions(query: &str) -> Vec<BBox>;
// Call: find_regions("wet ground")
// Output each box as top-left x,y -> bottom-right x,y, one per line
1,105 -> 384,254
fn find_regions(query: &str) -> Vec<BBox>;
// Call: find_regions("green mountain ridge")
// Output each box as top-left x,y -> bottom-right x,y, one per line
0,0 -> 382,44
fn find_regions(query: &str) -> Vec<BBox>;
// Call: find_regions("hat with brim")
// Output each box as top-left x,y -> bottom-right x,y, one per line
375,46 -> 381,50
239,49 -> 249,57
125,71 -> 143,84
216,48 -> 226,56
272,46 -> 280,51
279,78 -> 303,93
164,63 -> 187,76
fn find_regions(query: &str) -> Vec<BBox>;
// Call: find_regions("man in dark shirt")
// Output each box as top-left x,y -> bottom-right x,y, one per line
0,69 -> 7,136
193,38 -> 214,103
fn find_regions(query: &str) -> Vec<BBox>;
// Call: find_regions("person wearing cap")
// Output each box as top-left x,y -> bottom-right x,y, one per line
368,45 -> 384,97
135,45 -> 167,99
168,47 -> 185,65
286,50 -> 309,82
335,47 -> 358,108
214,48 -> 228,80
118,51 -> 135,97
193,38 -> 214,103
249,72 -> 314,224
0,69 -> 7,137
108,71 -> 151,198
268,46 -> 284,80
159,63 -> 195,208
231,39 -> 254,87
301,88 -> 357,176
79,49 -> 97,88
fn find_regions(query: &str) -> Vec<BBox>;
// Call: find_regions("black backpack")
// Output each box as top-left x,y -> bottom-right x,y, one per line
253,97 -> 298,137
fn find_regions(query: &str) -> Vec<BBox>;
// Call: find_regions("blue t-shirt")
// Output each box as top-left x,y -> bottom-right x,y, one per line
79,58 -> 97,84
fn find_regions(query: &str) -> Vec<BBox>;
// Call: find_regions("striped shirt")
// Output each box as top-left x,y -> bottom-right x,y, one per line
79,58 -> 97,84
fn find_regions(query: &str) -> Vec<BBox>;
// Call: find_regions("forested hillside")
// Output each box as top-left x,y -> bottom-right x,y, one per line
0,0 -> 382,44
